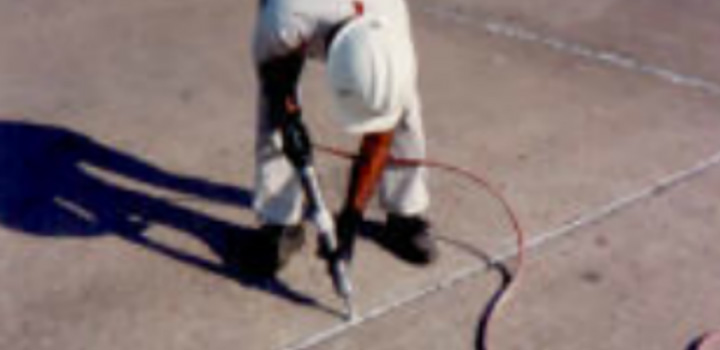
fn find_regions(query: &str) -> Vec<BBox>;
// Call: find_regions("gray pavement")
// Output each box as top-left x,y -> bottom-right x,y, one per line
1,1 -> 719,349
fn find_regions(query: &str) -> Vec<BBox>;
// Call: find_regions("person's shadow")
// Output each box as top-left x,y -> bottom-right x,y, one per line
0,120 -> 339,316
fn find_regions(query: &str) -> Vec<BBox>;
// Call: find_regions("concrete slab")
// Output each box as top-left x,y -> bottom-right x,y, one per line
1,1 -> 719,350
406,6 -> 720,252
414,0 -> 720,86
308,161 -> 720,350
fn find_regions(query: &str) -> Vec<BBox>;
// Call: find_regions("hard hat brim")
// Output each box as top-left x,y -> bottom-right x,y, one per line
327,16 -> 408,134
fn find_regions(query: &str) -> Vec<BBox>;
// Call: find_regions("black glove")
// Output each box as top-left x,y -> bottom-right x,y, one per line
336,208 -> 361,262
279,109 -> 313,170
318,208 -> 361,263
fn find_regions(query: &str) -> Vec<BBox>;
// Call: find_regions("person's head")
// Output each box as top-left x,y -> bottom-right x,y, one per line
326,16 -> 414,134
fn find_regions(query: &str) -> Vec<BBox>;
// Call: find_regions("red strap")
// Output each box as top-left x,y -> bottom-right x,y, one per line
353,1 -> 365,15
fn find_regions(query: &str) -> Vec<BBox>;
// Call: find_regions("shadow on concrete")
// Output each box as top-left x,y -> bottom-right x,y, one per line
474,264 -> 512,350
358,220 -> 443,263
0,120 -> 341,317
687,332 -> 718,350
363,218 -> 512,350
434,236 -> 512,350
687,336 -> 704,350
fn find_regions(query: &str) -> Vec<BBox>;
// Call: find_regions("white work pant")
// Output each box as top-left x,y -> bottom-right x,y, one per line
253,91 -> 430,225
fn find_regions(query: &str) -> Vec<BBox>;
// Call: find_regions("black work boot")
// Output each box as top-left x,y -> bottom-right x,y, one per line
382,214 -> 438,265
227,224 -> 305,278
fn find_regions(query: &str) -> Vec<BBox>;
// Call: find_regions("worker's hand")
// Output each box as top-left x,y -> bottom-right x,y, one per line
280,106 -> 312,169
335,208 -> 361,262
318,208 -> 361,263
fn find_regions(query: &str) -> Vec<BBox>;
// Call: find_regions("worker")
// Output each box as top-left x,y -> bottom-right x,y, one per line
248,0 -> 437,277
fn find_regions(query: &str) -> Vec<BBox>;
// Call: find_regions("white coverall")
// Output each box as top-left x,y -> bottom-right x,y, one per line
252,0 -> 429,225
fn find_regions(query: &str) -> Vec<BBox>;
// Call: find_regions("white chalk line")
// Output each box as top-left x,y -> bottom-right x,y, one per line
497,149 -> 720,260
420,5 -> 720,96
281,148 -> 720,350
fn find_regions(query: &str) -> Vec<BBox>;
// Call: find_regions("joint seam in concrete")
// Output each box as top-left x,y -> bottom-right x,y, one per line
420,5 -> 720,97
280,149 -> 720,350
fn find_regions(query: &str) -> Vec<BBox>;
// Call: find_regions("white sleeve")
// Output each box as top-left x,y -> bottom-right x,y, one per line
253,1 -> 313,63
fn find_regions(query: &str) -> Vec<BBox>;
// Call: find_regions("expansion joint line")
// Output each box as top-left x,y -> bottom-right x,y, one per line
282,148 -> 720,350
421,4 -> 720,97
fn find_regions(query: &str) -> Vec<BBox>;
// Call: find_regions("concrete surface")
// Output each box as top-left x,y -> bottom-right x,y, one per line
312,165 -> 720,350
416,0 -> 720,85
1,1 -> 719,350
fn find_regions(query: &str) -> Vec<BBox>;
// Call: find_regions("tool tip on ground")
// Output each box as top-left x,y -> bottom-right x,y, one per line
343,298 -> 358,323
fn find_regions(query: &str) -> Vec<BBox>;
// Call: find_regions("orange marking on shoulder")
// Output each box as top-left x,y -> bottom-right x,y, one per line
353,1 -> 365,15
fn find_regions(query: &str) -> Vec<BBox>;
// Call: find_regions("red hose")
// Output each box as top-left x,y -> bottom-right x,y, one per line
314,143 -> 525,349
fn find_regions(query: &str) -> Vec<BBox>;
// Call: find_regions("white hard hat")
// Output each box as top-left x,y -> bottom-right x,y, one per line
327,16 -> 414,134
